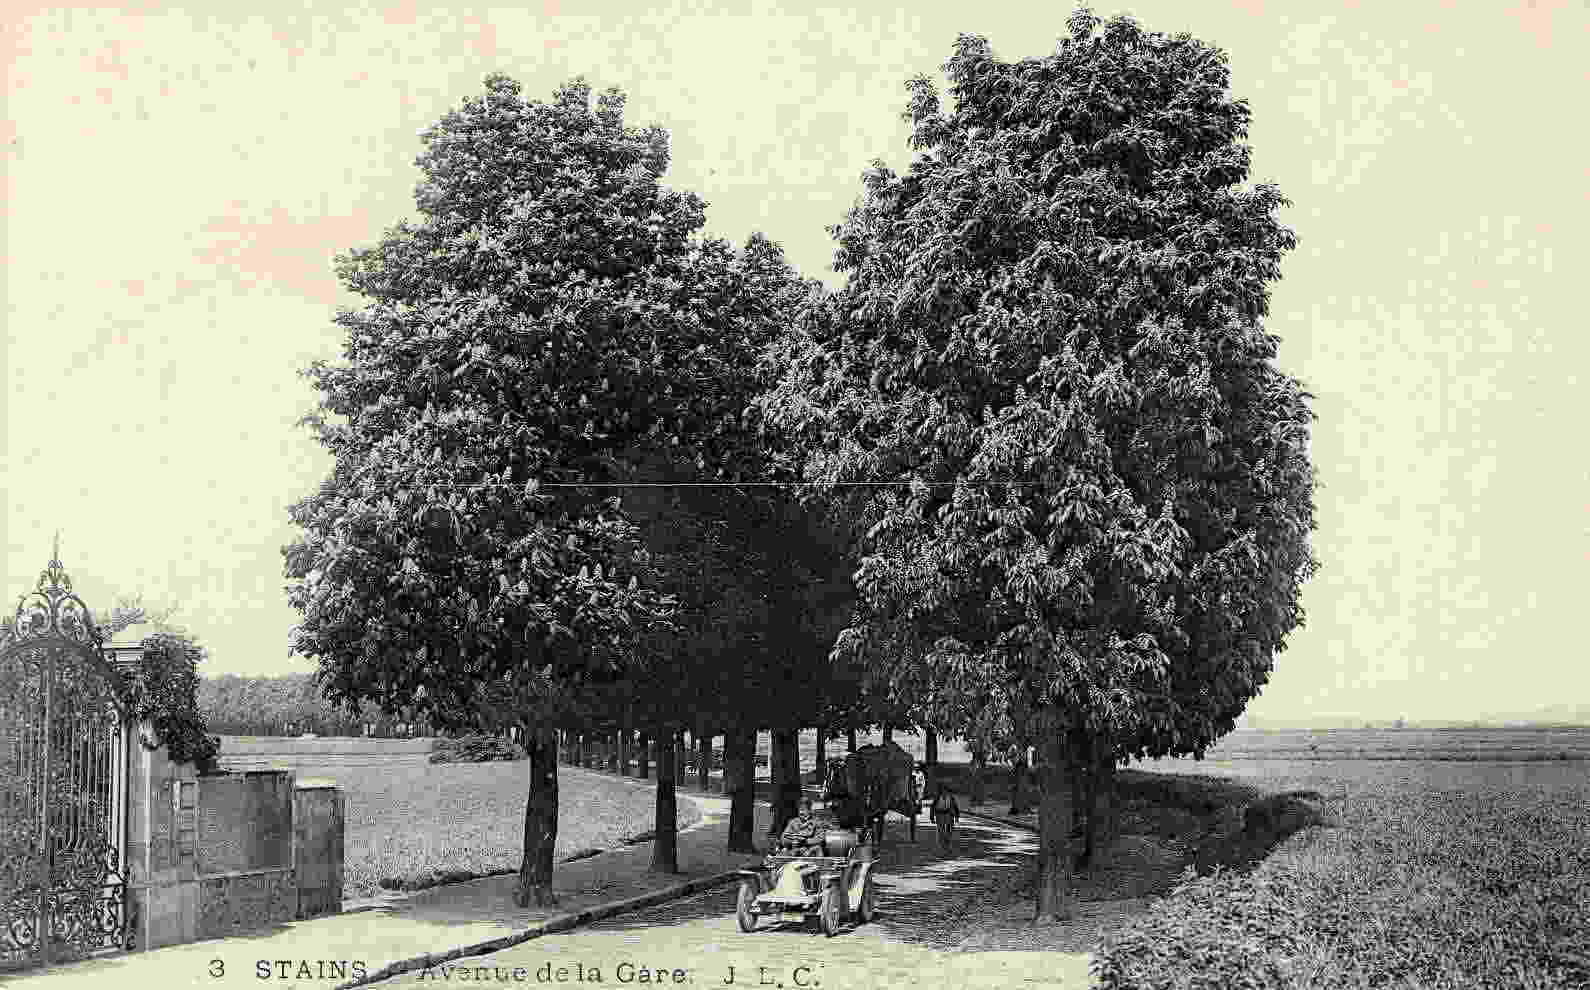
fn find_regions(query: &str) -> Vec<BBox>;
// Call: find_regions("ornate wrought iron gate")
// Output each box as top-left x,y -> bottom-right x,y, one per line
0,551 -> 131,970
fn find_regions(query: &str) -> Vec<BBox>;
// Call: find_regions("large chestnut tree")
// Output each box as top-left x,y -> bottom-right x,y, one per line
758,10 -> 1318,921
285,75 -> 800,906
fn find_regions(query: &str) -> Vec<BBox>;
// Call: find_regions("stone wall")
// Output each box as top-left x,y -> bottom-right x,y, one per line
193,771 -> 297,939
126,730 -> 343,952
126,732 -> 199,951
292,782 -> 344,920
197,772 -> 294,874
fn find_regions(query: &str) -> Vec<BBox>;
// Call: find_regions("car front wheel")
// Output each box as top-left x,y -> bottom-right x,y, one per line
736,881 -> 759,932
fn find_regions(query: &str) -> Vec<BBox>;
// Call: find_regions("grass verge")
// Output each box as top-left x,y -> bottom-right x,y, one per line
218,745 -> 704,900
346,764 -> 701,897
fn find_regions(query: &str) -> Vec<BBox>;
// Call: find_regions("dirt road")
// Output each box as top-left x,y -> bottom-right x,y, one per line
377,816 -> 1095,990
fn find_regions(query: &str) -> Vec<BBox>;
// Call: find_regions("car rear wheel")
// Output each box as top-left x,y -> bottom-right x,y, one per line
736,880 -> 758,932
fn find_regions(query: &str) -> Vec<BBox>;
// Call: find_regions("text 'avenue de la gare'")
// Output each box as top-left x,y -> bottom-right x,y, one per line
413,961 -> 828,985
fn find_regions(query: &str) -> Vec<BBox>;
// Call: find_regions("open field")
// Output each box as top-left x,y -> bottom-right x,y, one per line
215,737 -> 701,900
218,724 -> 1590,777
1134,753 -> 1589,796
1094,755 -> 1590,989
1184,726 -> 1590,762
791,725 -> 1590,770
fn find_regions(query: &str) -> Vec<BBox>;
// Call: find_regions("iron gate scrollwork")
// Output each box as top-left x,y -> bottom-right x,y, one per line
0,549 -> 132,970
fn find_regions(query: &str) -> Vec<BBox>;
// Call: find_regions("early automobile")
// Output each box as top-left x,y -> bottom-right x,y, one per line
734,820 -> 877,936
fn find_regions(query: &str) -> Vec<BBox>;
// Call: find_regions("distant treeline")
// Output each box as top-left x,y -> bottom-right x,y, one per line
198,673 -> 440,738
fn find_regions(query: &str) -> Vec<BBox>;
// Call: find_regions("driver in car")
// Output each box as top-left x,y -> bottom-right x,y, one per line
777,797 -> 828,855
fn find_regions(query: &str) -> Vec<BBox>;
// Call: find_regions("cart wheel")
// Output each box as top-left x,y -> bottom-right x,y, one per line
819,884 -> 842,937
735,881 -> 758,933
856,874 -> 877,924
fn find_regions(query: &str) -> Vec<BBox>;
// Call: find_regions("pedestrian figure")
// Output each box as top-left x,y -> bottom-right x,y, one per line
930,785 -> 960,853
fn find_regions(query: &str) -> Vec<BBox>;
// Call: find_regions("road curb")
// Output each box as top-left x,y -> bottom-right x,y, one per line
335,870 -> 747,989
960,809 -> 1039,833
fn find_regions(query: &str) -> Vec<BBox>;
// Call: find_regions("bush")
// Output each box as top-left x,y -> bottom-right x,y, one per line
125,632 -> 221,774
429,734 -> 526,764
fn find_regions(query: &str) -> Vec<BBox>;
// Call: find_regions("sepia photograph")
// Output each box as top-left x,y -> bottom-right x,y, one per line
4,1 -> 1586,987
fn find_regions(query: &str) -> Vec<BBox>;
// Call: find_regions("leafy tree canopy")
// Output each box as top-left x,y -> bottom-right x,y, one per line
284,73 -> 834,741
758,9 -> 1317,762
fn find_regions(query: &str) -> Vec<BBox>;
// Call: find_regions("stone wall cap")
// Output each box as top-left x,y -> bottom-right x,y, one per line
295,778 -> 337,789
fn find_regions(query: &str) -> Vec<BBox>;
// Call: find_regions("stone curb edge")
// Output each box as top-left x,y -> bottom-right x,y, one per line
334,869 -> 746,989
960,809 -> 1039,833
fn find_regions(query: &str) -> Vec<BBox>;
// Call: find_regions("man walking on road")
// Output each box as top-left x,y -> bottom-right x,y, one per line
930,785 -> 960,854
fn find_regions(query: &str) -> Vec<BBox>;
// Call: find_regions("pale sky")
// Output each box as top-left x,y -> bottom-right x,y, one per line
5,1 -> 1586,725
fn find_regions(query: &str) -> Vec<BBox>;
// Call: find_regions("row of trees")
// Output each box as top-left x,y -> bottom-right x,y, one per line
283,9 -> 1315,920
197,672 -> 436,737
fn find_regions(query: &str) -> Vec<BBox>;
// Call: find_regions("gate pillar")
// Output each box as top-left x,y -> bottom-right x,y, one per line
124,731 -> 200,951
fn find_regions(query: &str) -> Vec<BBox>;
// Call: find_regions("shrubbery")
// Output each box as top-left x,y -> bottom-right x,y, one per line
124,631 -> 221,774
429,734 -> 527,764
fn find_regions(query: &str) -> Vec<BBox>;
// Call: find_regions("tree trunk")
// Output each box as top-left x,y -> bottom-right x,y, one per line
781,728 -> 803,829
1072,754 -> 1092,867
652,729 -> 678,873
1034,732 -> 1076,923
697,733 -> 712,793
638,732 -> 650,779
513,725 -> 559,908
768,727 -> 801,838
618,729 -> 629,777
970,748 -> 988,806
847,728 -> 857,753
882,725 -> 893,746
814,728 -> 827,776
1088,752 -> 1117,867
1010,756 -> 1033,815
724,726 -> 757,853
925,727 -> 938,766
673,732 -> 687,787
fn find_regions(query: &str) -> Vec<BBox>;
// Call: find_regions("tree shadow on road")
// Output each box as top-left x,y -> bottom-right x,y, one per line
585,818 -> 1032,945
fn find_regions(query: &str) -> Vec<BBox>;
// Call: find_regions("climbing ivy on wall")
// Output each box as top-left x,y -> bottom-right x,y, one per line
121,631 -> 221,774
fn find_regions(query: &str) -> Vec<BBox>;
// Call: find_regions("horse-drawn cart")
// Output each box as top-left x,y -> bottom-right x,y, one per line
734,825 -> 878,936
823,741 -> 921,843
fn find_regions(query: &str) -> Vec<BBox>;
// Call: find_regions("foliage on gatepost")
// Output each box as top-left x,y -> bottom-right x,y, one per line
122,631 -> 221,775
